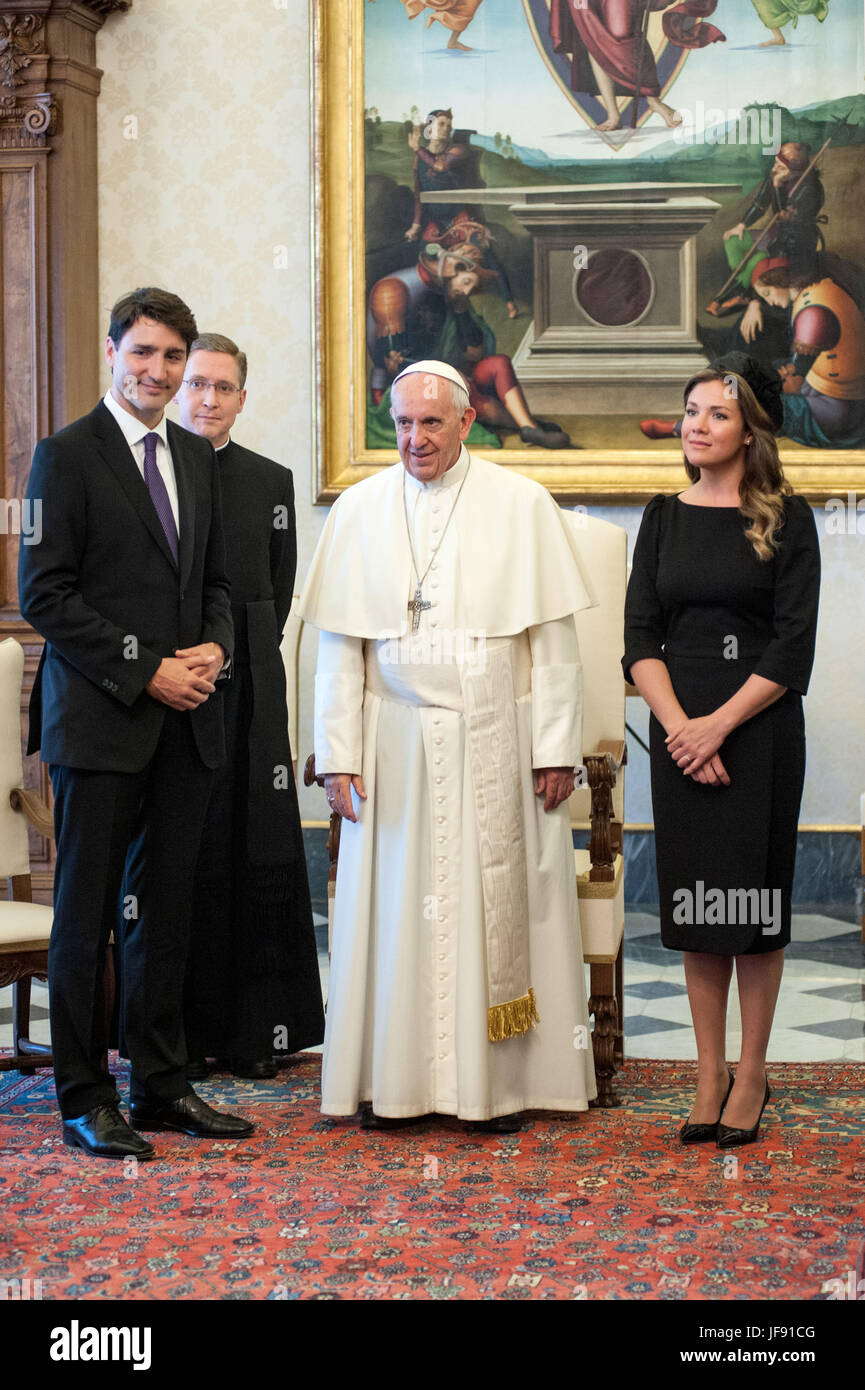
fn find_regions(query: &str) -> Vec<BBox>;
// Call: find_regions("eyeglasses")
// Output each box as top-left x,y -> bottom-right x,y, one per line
182,378 -> 241,396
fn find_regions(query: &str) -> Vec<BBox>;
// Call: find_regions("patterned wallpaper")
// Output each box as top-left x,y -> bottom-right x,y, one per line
96,0 -> 329,818
96,2 -> 863,828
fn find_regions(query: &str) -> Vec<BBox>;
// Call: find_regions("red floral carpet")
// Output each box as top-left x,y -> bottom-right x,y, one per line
1,1057 -> 862,1301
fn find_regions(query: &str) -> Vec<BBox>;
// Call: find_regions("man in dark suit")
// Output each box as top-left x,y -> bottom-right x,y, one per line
19,288 -> 253,1160
177,334 -> 324,1080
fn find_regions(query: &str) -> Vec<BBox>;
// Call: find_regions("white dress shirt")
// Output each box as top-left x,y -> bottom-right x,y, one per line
102,390 -> 181,534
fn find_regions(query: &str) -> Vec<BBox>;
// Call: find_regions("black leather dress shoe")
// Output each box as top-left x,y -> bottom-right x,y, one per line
62,1104 -> 155,1161
131,1092 -> 254,1138
467,1113 -> 523,1134
717,1080 -> 771,1149
679,1068 -> 735,1144
230,1058 -> 278,1080
360,1106 -> 432,1130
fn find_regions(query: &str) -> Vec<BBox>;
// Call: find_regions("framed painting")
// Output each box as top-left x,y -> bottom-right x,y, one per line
312,0 -> 865,502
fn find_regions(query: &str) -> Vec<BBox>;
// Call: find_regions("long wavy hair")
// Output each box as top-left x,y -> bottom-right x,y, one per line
682,368 -> 791,561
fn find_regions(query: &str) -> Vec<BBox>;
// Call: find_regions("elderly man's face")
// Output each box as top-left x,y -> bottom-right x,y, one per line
391,373 -> 475,483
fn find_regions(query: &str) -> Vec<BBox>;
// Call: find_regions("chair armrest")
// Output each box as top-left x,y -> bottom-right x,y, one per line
583,742 -> 627,883
9,788 -> 54,840
304,753 -> 324,789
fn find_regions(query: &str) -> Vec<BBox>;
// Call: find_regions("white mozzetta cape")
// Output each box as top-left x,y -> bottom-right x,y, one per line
298,449 -> 595,636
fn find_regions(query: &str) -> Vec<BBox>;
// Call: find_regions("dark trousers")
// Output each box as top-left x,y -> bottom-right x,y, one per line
49,710 -> 212,1118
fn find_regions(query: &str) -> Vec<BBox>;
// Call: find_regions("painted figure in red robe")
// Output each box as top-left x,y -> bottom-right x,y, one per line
550,0 -> 725,131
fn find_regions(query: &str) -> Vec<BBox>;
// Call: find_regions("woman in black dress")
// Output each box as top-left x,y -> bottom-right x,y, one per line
623,354 -> 820,1147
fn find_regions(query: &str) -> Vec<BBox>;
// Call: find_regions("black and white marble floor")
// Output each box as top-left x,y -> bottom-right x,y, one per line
2,908 -> 862,1064
619,906 -> 865,1062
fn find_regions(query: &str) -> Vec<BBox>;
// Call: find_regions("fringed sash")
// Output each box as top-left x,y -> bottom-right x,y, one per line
460,646 -> 539,1043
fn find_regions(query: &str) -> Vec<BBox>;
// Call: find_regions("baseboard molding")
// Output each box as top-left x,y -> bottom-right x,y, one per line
301,826 -> 863,910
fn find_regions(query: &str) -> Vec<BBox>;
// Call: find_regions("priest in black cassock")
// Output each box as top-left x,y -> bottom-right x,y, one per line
178,334 -> 324,1079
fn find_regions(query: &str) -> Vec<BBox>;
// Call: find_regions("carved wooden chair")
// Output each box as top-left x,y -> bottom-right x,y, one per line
298,515 -> 629,1106
0,637 -> 54,1073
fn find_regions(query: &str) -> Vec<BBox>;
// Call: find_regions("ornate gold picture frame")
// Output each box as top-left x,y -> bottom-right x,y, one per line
312,0 -> 865,503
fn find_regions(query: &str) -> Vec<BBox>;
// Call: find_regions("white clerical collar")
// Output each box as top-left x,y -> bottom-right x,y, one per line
403,444 -> 470,493
103,389 -> 169,449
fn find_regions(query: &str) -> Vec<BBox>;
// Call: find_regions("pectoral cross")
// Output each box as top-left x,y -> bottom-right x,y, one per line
408,585 -> 431,632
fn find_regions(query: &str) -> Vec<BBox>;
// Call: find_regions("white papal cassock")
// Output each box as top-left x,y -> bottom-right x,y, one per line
299,447 -> 597,1119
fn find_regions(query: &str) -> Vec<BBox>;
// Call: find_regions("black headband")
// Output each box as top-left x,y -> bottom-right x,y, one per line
703,352 -> 784,434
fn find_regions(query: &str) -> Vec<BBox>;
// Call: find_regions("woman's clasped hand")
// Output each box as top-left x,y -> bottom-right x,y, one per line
665,714 -> 731,785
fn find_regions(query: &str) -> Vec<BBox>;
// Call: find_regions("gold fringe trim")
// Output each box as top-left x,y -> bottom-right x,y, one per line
487,989 -> 539,1043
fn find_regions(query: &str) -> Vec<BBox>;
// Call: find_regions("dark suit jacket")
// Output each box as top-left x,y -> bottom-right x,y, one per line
19,400 -> 234,773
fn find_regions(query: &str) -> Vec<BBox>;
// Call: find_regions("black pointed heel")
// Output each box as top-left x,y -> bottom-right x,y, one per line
679,1068 -> 735,1144
717,1080 -> 771,1148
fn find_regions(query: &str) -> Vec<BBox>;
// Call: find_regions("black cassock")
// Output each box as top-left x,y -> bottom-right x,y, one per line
184,439 -> 325,1060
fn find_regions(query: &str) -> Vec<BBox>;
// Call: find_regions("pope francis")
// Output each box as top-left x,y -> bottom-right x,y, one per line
299,361 -> 597,1131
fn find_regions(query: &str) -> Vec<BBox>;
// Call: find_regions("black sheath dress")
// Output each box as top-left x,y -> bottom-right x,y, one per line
622,493 -> 820,954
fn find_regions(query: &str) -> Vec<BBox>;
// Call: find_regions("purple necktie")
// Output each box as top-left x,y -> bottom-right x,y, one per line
142,432 -> 179,564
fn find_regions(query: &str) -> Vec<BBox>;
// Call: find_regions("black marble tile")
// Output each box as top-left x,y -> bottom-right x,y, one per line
792,833 -> 862,904
786,938 -> 865,968
804,983 -> 865,1003
793,1019 -> 865,1041
623,980 -> 688,1000
625,1015 -> 689,1036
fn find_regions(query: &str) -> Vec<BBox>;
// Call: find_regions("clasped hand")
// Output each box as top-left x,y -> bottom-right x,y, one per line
146,643 -> 225,710
665,716 -> 731,788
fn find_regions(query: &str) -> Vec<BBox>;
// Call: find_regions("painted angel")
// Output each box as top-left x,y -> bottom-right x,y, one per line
397,0 -> 484,51
749,0 -> 830,48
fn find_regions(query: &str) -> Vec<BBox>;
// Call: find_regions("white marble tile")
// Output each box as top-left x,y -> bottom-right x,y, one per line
625,1032 -> 701,1060
778,956 -> 862,981
0,1017 -> 50,1050
630,995 -> 695,1025
791,915 -> 859,941
763,1029 -> 848,1062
